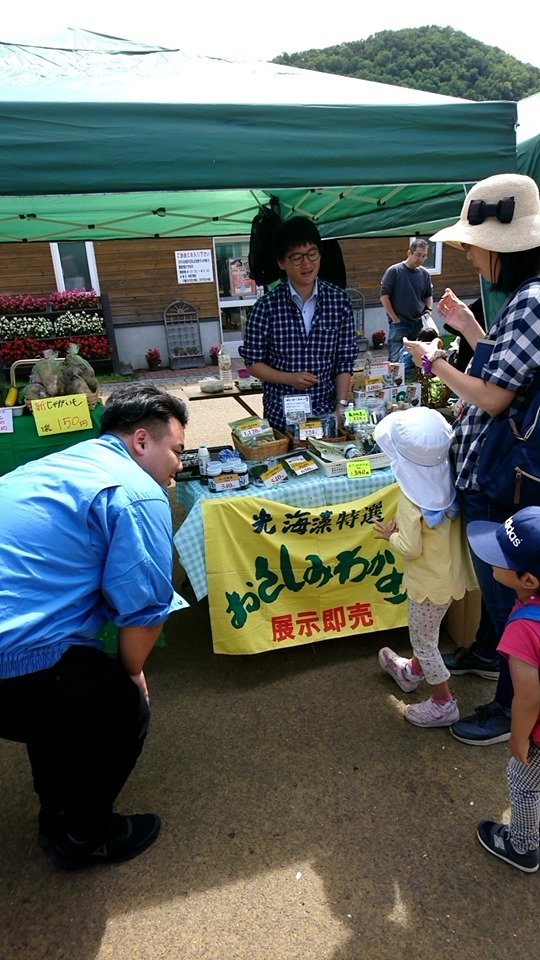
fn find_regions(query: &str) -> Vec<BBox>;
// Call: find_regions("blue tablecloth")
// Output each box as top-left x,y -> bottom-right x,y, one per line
174,466 -> 395,600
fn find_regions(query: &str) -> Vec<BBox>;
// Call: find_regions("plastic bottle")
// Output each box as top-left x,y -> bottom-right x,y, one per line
218,344 -> 234,389
197,446 -> 210,475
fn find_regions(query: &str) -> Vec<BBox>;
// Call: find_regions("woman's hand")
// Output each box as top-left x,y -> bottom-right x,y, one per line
401,339 -> 428,368
437,288 -> 476,334
373,518 -> 397,540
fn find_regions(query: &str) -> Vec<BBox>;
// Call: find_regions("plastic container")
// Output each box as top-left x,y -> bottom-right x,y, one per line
218,344 -> 234,389
206,462 -> 223,491
197,446 -> 210,477
231,459 -> 249,488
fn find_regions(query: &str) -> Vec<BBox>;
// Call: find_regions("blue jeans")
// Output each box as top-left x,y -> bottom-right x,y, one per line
387,320 -> 422,363
462,490 -> 515,711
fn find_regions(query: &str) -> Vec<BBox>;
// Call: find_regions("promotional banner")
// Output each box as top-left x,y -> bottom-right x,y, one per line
203,483 -> 406,654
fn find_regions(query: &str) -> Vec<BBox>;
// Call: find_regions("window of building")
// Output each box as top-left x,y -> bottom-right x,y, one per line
50,241 -> 100,292
409,235 -> 442,275
213,236 -> 262,350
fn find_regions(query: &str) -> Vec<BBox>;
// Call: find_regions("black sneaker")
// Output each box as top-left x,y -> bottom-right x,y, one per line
51,813 -> 161,870
477,820 -> 539,873
450,701 -> 511,745
442,646 -> 499,679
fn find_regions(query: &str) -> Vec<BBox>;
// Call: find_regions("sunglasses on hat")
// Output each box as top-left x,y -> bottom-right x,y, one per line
467,196 -> 515,226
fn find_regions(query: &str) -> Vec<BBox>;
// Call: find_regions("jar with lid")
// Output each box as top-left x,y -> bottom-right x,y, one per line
230,459 -> 250,488
206,462 -> 223,492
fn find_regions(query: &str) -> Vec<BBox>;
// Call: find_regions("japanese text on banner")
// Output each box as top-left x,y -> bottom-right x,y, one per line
203,483 -> 405,654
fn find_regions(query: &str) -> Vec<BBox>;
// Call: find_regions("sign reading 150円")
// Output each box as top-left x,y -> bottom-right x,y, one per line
175,249 -> 214,284
31,394 -> 92,437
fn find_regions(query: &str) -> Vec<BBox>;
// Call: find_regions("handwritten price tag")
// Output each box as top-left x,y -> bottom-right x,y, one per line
0,407 -> 14,433
346,459 -> 372,479
344,408 -> 369,424
31,394 -> 92,437
261,464 -> 288,485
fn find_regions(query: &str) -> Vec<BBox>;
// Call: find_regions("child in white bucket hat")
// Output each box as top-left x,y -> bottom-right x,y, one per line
373,407 -> 477,728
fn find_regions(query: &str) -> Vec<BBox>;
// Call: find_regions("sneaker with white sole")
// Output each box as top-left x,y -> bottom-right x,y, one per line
404,697 -> 459,727
378,647 -> 424,693
477,820 -> 539,873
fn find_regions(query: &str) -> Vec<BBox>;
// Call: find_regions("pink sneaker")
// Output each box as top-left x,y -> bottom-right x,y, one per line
405,697 -> 459,728
378,647 -> 423,693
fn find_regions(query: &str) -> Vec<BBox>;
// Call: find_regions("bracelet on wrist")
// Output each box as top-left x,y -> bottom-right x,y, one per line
421,349 -> 448,379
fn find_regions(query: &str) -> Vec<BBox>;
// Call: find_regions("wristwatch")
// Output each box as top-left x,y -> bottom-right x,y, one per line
337,399 -> 349,407
421,349 -> 448,378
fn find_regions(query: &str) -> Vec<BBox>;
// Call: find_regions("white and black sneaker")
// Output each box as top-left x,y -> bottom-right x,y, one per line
477,820 -> 539,873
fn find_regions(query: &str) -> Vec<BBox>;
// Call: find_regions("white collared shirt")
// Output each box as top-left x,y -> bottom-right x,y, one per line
288,279 -> 318,336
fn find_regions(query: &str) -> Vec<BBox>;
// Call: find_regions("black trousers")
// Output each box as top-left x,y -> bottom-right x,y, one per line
0,645 -> 150,839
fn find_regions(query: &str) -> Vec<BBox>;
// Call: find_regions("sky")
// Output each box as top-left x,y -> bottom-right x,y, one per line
2,1 -> 540,69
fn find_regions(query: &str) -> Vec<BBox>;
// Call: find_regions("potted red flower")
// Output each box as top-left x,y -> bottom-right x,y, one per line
371,329 -> 386,349
145,347 -> 162,371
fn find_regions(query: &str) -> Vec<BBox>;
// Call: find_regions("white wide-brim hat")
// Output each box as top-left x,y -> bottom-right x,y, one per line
430,173 -> 540,252
374,407 -> 454,511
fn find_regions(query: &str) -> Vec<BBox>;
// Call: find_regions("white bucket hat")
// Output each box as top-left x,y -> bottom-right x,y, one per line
374,407 -> 454,511
430,173 -> 540,252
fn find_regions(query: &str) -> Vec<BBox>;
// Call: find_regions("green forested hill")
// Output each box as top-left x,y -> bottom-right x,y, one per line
273,26 -> 540,101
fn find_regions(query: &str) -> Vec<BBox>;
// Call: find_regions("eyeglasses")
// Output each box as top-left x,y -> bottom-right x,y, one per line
287,249 -> 321,266
467,196 -> 515,226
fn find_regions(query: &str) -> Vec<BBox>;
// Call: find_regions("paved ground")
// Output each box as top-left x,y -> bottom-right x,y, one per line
1,369 -> 538,960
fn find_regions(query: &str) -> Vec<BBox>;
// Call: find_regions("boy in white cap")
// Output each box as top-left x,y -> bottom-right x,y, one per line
373,407 -> 477,727
467,507 -> 540,873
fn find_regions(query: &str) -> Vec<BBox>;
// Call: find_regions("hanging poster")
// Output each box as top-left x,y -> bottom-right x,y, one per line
175,249 -> 214,284
228,257 -> 257,297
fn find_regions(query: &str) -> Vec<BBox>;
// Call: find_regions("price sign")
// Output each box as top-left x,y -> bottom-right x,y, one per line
31,394 -> 92,437
283,394 -> 312,419
344,408 -> 369,425
346,459 -> 372,478
261,464 -> 288,486
299,420 -> 323,440
0,407 -> 14,433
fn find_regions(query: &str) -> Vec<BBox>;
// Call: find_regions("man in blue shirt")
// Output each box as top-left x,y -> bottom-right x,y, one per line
242,217 -> 357,432
0,383 -> 188,869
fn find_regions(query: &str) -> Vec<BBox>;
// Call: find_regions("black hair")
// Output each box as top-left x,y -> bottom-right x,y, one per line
273,216 -> 322,261
99,382 -> 188,437
492,246 -> 540,294
416,329 -> 440,343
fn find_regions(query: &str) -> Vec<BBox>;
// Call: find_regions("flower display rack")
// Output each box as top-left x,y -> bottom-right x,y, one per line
0,290 -> 116,373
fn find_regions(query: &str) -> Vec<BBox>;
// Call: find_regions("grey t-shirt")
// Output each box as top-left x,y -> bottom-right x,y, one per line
380,261 -> 433,323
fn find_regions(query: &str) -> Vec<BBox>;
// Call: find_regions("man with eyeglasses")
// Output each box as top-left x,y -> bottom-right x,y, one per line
242,217 -> 356,432
380,239 -> 434,369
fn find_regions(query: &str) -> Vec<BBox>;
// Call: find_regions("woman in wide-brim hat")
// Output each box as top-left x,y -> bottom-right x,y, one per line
403,173 -> 540,748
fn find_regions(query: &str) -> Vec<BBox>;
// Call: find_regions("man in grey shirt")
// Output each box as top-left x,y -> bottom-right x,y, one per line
380,239 -> 434,365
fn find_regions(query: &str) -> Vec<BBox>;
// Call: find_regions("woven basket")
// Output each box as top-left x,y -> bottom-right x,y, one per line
232,428 -> 289,461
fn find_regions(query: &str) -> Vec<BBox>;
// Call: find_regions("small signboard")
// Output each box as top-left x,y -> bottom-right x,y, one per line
0,407 -> 14,433
31,394 -> 92,437
175,249 -> 214,284
346,459 -> 373,479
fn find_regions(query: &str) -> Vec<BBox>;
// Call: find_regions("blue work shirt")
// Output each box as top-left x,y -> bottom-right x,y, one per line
0,434 -> 182,679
